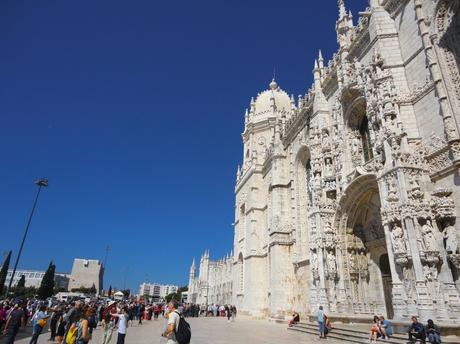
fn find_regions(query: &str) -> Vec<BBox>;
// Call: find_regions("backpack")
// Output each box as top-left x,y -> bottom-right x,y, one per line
174,311 -> 191,344
66,324 -> 78,344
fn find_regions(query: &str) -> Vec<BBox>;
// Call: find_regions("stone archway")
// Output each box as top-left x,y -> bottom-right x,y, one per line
334,174 -> 393,318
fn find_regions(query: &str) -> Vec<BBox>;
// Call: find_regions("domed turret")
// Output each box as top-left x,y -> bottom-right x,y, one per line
249,79 -> 291,123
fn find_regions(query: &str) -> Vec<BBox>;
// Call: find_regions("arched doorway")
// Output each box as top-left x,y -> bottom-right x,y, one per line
335,174 -> 394,318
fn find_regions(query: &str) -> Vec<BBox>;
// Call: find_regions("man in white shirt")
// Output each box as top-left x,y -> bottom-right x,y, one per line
113,307 -> 128,344
162,301 -> 180,344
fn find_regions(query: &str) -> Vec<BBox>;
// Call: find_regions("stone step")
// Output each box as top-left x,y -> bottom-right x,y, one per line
295,322 -> 408,340
289,322 -> 460,344
288,323 -> 406,344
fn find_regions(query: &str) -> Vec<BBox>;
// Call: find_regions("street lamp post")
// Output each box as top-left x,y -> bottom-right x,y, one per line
5,178 -> 48,297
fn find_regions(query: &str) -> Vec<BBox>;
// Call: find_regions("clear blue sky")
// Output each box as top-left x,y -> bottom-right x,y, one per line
0,0 -> 367,291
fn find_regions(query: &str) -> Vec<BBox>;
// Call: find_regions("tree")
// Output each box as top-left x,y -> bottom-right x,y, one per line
12,275 -> 26,297
178,286 -> 188,293
165,286 -> 188,303
0,250 -> 12,295
108,285 -> 112,297
89,283 -> 97,295
17,275 -> 26,288
121,289 -> 130,297
165,292 -> 181,302
38,261 -> 55,300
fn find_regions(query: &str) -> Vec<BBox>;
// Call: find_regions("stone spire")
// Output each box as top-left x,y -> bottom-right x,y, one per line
338,0 -> 347,20
313,59 -> 329,113
318,50 -> 324,69
190,258 -> 196,274
336,0 -> 353,48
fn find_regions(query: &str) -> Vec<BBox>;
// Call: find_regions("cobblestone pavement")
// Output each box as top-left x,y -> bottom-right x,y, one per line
11,316 -> 339,344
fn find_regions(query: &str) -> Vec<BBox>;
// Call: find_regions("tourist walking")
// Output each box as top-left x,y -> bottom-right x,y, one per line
317,305 -> 326,339
29,304 -> 49,344
101,308 -> 113,344
425,319 -> 441,344
2,304 -> 25,344
49,307 -> 63,341
231,305 -> 236,322
76,306 -> 91,344
56,314 -> 66,344
162,300 -> 180,344
112,307 -> 128,344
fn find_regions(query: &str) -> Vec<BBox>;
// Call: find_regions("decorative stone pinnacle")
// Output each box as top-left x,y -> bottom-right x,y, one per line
269,78 -> 278,90
338,0 -> 347,19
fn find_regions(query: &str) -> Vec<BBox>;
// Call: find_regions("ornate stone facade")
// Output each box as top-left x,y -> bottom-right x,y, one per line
231,0 -> 460,322
188,251 -> 233,305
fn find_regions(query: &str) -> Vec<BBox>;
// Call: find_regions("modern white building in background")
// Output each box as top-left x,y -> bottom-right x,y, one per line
139,283 -> 178,302
5,269 -> 70,290
189,0 -> 460,323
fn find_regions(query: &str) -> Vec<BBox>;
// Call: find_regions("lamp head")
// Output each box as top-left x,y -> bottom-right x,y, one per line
35,178 -> 48,187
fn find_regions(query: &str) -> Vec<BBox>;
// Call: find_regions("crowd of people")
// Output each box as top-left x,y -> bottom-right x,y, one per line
310,305 -> 442,344
182,304 -> 237,321
0,296 -> 238,344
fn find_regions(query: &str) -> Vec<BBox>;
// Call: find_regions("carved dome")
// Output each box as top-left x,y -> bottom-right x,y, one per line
251,79 -> 291,121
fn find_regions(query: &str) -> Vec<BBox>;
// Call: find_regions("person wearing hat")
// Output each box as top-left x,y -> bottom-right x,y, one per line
3,304 -> 25,344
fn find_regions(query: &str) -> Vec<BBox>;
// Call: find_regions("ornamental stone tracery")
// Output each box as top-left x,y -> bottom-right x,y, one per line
188,0 -> 460,323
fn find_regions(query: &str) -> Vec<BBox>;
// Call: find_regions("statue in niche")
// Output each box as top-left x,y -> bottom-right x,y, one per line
423,264 -> 433,281
421,220 -> 438,251
327,251 -> 337,273
391,223 -> 407,253
351,131 -> 361,155
323,130 -> 330,143
325,157 -> 333,176
444,224 -> 459,254
311,251 -> 318,270
358,251 -> 368,271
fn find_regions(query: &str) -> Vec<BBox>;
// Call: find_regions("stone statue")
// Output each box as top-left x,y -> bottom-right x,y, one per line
327,251 -> 337,272
358,251 -> 368,271
325,157 -> 333,176
421,220 -> 438,251
444,224 -> 459,254
423,264 -> 433,281
311,251 -> 318,270
349,250 -> 358,271
391,223 -> 407,253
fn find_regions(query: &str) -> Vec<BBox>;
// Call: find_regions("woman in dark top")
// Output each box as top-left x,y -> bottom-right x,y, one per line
56,315 -> 66,344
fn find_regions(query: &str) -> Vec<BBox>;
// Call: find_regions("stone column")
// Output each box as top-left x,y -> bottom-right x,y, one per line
335,242 -> 348,313
382,222 -> 409,320
414,0 -> 460,142
433,220 -> 460,321
397,169 -> 433,320
316,213 -> 329,311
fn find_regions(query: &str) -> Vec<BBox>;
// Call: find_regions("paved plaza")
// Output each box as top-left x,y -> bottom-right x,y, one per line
10,316 -> 334,344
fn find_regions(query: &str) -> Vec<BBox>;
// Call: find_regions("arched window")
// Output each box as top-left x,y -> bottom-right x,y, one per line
359,116 -> 373,162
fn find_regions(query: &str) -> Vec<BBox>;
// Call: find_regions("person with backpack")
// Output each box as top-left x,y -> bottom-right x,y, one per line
161,300 -> 191,344
66,306 -> 90,344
